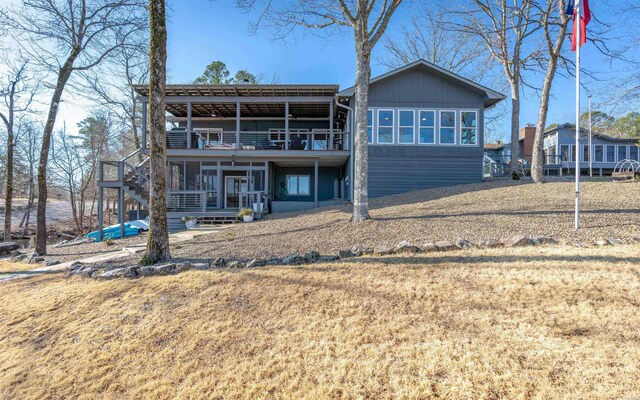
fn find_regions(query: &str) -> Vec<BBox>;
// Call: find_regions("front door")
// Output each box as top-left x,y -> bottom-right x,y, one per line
225,176 -> 248,209
200,168 -> 218,209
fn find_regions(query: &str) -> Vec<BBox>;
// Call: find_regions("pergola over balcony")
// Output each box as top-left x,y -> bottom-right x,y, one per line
133,84 -> 349,151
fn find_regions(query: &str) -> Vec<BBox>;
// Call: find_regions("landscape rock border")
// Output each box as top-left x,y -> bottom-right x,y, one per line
61,234 -> 629,281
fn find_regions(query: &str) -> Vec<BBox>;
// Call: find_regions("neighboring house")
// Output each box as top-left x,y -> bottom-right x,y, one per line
97,59 -> 505,235
542,123 -> 640,175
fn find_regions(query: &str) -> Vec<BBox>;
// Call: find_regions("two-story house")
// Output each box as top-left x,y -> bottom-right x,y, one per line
97,60 -> 505,236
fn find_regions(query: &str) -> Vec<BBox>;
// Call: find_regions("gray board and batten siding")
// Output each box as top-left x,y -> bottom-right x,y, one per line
340,60 -> 504,198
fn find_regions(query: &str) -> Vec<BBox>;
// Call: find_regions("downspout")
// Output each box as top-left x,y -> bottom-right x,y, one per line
336,97 -> 354,202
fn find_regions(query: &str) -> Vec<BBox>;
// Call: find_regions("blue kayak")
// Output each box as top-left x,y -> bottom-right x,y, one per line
87,223 -> 141,242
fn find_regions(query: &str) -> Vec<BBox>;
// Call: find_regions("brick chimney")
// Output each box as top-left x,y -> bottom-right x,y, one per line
519,125 -> 536,161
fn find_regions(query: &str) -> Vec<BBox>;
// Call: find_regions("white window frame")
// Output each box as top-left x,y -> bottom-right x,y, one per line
376,109 -> 394,144
397,109 -> 415,144
439,110 -> 457,145
617,145 -> 628,162
581,144 -> 590,162
286,175 -> 310,196
418,109 -> 436,145
367,109 -> 374,144
459,110 -> 478,146
560,144 -> 571,162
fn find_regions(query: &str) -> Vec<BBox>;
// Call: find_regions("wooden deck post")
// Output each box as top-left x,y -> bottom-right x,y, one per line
314,158 -> 319,208
141,101 -> 148,149
236,102 -> 241,149
118,188 -> 125,239
98,186 -> 104,242
187,101 -> 192,149
285,102 -> 289,150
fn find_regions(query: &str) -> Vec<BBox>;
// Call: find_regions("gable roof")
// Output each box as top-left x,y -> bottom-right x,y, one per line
544,123 -> 640,143
337,59 -> 506,108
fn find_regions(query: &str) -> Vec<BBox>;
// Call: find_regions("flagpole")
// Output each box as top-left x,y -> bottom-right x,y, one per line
589,94 -> 593,176
574,5 -> 581,231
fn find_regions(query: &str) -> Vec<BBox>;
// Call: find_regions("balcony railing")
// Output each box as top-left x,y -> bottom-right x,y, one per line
165,129 -> 349,151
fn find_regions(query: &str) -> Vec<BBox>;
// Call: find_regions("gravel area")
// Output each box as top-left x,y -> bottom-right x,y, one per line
25,178 -> 640,266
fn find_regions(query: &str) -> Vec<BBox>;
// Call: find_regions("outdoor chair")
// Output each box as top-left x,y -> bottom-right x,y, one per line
290,136 -> 307,150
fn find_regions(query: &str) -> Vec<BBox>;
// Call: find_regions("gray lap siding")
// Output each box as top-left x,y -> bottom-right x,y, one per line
368,146 -> 483,198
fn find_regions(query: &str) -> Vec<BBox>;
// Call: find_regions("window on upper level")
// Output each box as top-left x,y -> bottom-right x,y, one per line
398,110 -> 415,144
367,109 -> 373,143
460,111 -> 477,145
418,110 -> 435,144
439,110 -> 456,144
377,109 -> 394,144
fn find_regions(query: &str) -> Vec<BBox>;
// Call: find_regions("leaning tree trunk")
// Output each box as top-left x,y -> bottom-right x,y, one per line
352,39 -> 372,223
142,0 -> 171,264
4,124 -> 14,241
35,54 -> 78,255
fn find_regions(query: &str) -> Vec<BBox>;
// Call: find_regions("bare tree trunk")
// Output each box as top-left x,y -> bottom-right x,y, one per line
4,124 -> 14,241
531,0 -> 570,183
35,54 -> 78,255
352,40 -> 372,223
509,80 -> 520,167
142,0 -> 170,264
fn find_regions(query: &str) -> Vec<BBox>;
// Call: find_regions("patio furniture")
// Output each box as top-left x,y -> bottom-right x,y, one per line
290,136 -> 307,150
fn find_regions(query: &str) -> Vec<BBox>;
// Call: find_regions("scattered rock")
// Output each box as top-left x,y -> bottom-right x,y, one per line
350,245 -> 372,256
29,256 -> 45,264
12,254 -> 28,262
502,235 -> 533,248
535,236 -> 559,245
318,255 -> 339,262
607,238 -> 624,246
95,268 -> 126,279
266,258 -> 282,265
338,249 -> 354,259
226,260 -> 245,269
0,242 -> 20,255
373,245 -> 393,255
44,260 -> 61,266
421,243 -> 438,252
455,238 -> 474,249
138,266 -> 156,276
435,241 -> 458,252
394,241 -> 420,253
153,263 -> 177,275
246,258 -> 266,268
594,240 -> 609,246
124,266 -> 140,278
10,249 -> 21,258
192,262 -> 211,270
281,253 -> 305,265
176,262 -> 192,272
477,239 -> 502,249
304,251 -> 320,262
211,257 -> 226,268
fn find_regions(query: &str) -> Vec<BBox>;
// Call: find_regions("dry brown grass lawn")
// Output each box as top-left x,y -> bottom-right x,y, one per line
1,245 -> 639,399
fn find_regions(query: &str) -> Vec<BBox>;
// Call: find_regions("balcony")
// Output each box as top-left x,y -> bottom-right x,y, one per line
165,128 -> 350,151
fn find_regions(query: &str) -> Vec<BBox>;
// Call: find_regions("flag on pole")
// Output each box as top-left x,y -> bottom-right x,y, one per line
566,0 -> 591,51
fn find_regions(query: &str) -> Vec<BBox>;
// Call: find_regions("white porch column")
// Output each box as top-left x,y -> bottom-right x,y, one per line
285,102 -> 290,150
329,99 -> 334,150
141,101 -> 147,149
186,101 -> 192,149
314,158 -> 319,207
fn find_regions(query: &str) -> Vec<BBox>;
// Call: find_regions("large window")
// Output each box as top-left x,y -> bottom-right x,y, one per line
630,145 -> 639,161
398,110 -> 415,144
560,145 -> 570,162
617,145 -> 627,161
286,175 -> 310,196
594,145 -> 603,162
582,145 -> 590,162
439,110 -> 456,144
460,111 -> 477,145
570,145 -> 576,162
606,145 -> 615,162
418,110 -> 435,144
367,109 -> 373,143
377,109 -> 394,144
